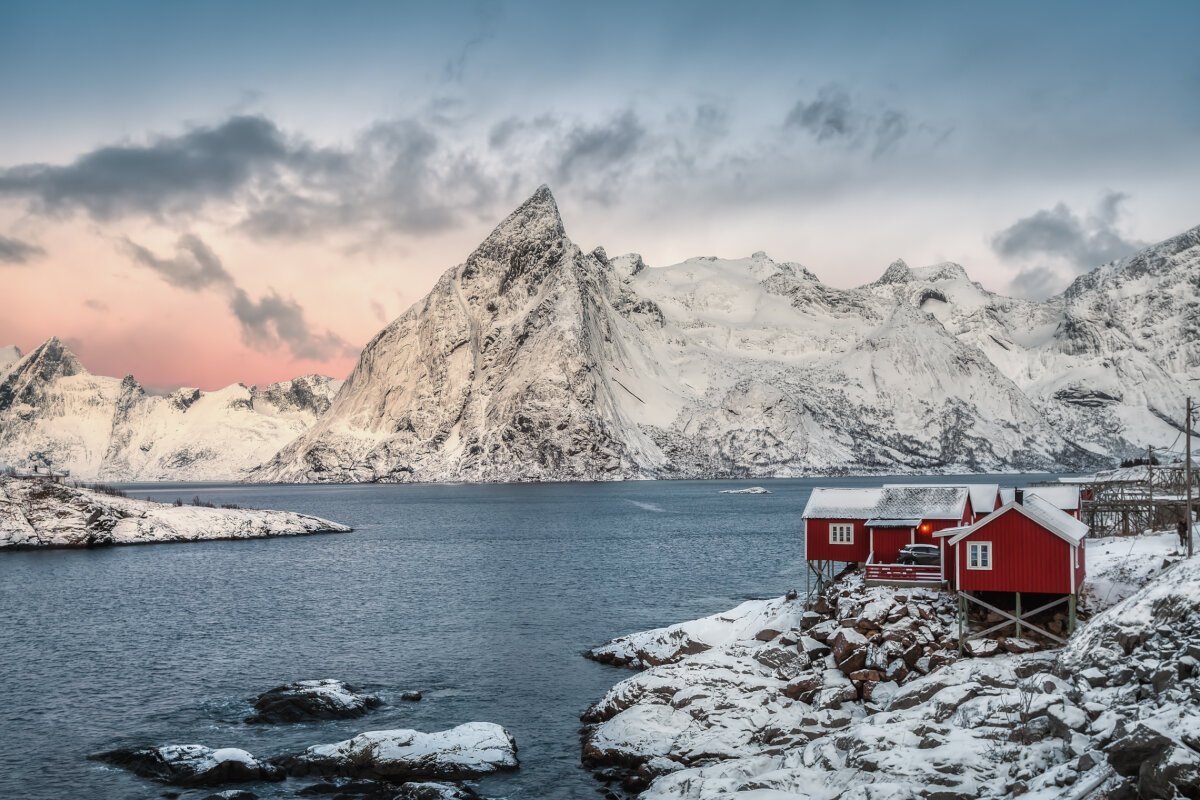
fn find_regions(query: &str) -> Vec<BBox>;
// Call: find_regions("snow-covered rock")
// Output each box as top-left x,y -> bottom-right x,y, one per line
245,679 -> 381,723
92,744 -> 283,786
0,475 -> 350,548
0,336 -> 341,481
718,487 -> 772,494
279,722 -> 518,781
253,188 -> 1198,483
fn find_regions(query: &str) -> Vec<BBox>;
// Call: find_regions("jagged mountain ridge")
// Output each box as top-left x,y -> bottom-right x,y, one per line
253,187 -> 1196,483
0,337 -> 341,480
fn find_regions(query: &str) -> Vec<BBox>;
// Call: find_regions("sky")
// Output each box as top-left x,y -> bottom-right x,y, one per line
2,0 -> 1198,389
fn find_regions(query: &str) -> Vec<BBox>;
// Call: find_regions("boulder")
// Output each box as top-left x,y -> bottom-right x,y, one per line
93,745 -> 284,786
963,638 -> 1000,658
401,691 -> 423,702
245,679 -> 382,723
279,722 -> 519,781
831,629 -> 870,674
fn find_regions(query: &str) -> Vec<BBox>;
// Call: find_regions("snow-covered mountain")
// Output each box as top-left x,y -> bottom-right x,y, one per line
0,337 -> 341,480
253,186 -> 1196,483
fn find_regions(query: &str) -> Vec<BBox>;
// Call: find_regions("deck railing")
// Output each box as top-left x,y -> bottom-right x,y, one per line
864,553 -> 942,584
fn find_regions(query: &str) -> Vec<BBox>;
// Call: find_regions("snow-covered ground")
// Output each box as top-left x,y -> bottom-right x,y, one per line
582,532 -> 1200,799
0,476 -> 350,548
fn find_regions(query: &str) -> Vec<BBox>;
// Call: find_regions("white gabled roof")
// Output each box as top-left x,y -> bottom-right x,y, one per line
802,487 -> 882,519
999,487 -> 1016,505
946,498 -> 1089,547
1023,485 -> 1081,511
965,484 -> 1000,514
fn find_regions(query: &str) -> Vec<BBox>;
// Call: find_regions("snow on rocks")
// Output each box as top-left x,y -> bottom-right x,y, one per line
718,487 -> 772,494
245,679 -> 382,723
586,595 -> 809,668
0,476 -> 350,548
583,553 -> 1200,799
278,722 -> 518,781
92,744 -> 283,786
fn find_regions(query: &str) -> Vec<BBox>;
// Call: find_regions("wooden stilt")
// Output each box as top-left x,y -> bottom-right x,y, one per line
1069,593 -> 1077,635
957,593 -> 965,656
1015,592 -> 1022,639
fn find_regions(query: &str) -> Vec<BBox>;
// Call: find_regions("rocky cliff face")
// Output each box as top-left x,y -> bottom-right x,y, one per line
0,338 -> 341,480
255,188 -> 1198,483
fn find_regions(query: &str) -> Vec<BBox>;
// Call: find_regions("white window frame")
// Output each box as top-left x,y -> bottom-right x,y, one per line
829,523 -> 854,545
966,541 -> 993,570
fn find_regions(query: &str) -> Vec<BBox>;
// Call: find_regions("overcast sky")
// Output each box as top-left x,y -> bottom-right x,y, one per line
2,1 -> 1198,388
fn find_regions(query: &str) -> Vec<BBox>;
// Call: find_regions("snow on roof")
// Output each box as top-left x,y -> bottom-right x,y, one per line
1023,485 -> 1080,511
964,484 -> 999,513
876,485 -> 969,520
947,497 -> 1089,547
1022,494 -> 1089,544
866,518 -> 922,528
802,487 -> 882,519
999,487 -> 1016,505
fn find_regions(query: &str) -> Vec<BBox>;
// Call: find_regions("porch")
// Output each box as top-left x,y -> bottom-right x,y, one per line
863,552 -> 944,587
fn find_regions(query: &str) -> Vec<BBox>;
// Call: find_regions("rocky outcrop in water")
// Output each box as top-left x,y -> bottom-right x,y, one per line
92,744 -> 284,786
278,722 -> 519,781
245,679 -> 382,723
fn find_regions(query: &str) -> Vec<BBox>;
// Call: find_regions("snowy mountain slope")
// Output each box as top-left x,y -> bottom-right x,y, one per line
0,337 -> 341,480
253,186 -> 1195,483
254,186 -> 664,482
0,345 -> 20,378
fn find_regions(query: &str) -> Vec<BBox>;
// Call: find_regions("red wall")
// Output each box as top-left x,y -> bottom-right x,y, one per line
955,510 -> 1080,594
805,518 -> 871,562
871,529 -> 912,561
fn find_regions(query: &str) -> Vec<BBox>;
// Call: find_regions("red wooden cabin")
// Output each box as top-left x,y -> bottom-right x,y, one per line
943,495 -> 1087,594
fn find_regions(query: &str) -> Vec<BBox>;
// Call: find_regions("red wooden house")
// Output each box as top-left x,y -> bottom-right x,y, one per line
942,494 -> 1087,595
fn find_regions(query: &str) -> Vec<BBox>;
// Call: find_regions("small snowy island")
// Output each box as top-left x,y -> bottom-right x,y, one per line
0,475 -> 350,549
718,487 -> 772,495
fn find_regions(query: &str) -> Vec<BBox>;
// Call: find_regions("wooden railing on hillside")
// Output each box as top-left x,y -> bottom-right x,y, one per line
864,553 -> 942,584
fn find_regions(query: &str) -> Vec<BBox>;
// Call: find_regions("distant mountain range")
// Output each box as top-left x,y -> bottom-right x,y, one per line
4,186 -> 1197,482
0,338 -> 339,480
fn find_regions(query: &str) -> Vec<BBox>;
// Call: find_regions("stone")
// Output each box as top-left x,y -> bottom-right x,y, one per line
401,691 -> 423,702
754,628 -> 782,642
245,679 -> 382,723
279,722 -> 519,781
92,745 -> 284,786
964,638 -> 1000,658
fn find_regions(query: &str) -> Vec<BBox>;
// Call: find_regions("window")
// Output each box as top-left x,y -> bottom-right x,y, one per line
967,541 -> 992,570
829,523 -> 854,545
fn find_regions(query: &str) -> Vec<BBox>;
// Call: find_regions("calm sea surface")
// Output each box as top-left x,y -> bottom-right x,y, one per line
0,475 -> 1055,800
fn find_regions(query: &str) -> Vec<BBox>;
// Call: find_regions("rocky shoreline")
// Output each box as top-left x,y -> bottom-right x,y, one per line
581,532 -> 1198,799
0,475 -> 350,548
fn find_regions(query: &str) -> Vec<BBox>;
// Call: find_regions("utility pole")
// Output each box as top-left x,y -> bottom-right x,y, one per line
1187,396 -> 1193,558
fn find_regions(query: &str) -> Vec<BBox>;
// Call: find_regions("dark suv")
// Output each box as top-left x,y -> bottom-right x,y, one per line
896,544 -> 940,565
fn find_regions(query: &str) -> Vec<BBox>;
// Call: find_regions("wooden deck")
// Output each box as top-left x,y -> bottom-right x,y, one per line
864,553 -> 942,586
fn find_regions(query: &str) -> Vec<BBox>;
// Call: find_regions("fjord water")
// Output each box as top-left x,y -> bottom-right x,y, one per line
0,475 -> 1051,799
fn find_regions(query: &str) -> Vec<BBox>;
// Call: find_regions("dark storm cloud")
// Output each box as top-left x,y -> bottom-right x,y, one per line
993,192 -> 1146,268
125,234 -> 355,361
0,234 -> 45,264
0,116 -> 289,220
123,233 -> 234,290
555,111 -> 646,181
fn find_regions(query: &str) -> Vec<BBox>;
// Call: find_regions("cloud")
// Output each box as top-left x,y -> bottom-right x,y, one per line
0,116 -> 289,220
784,84 -> 913,157
0,234 -> 44,264
786,86 -> 853,141
556,110 -> 646,181
83,299 -> 109,311
125,234 -> 355,361
230,288 -> 357,360
122,233 -> 234,290
369,300 -> 387,324
993,192 -> 1145,266
995,192 -> 1148,297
